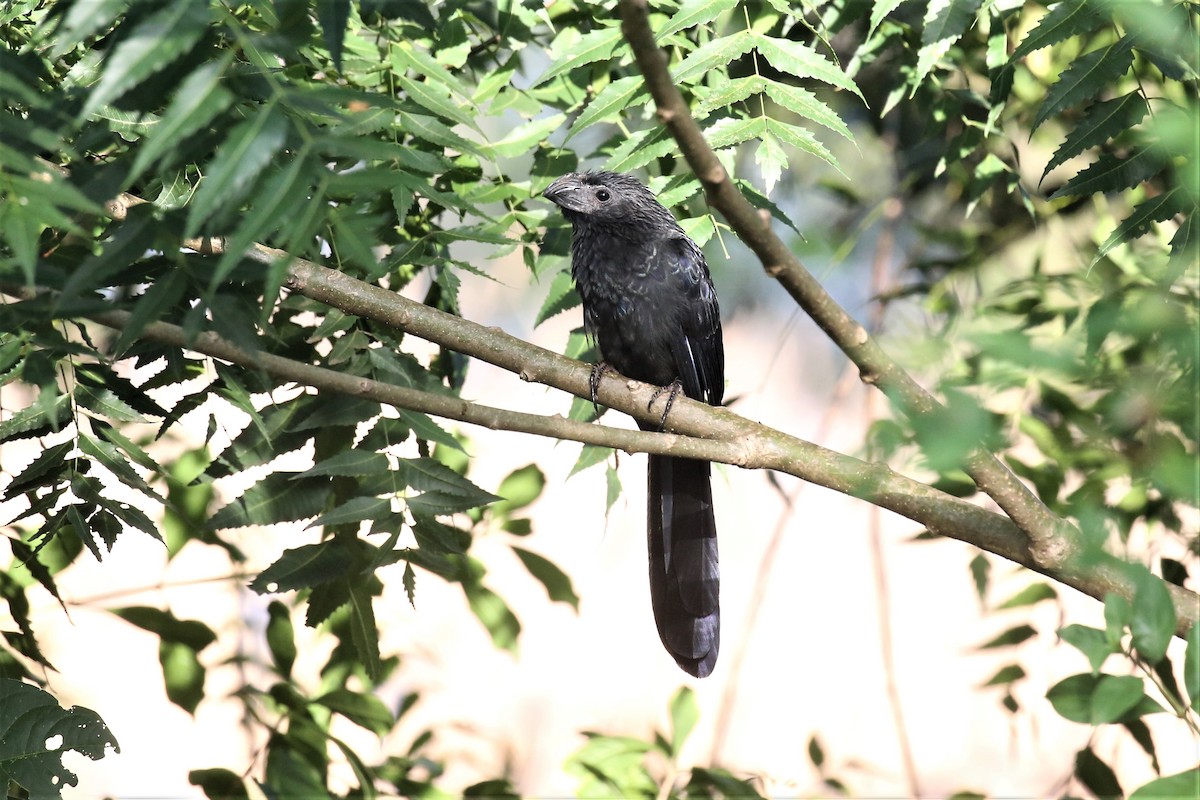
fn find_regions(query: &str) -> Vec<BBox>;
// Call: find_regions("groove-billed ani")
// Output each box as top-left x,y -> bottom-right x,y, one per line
543,171 -> 724,678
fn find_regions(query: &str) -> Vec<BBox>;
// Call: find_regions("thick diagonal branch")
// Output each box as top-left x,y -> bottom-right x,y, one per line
616,0 -> 1080,571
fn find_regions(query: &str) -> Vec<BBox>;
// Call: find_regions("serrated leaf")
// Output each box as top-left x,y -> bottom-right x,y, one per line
250,542 -> 356,594
208,474 -> 332,530
397,409 -> 464,452
396,110 -> 486,159
489,113 -> 566,159
567,76 -> 647,141
394,458 -> 500,506
536,268 -> 580,326
1095,188 -> 1184,261
186,105 -> 289,237
298,450 -> 390,479
398,73 -> 478,131
0,678 -> 119,796
756,133 -> 787,195
317,0 -> 351,72
658,0 -> 741,39
1043,92 -> 1149,181
347,579 -> 381,680
870,0 -> 912,34
536,27 -> 625,86
129,57 -> 234,182
1012,0 -> 1105,61
309,496 -> 391,530
762,81 -> 854,141
73,384 -> 150,424
513,546 -> 578,610
606,126 -> 677,172
1049,147 -> 1162,199
77,434 -> 158,504
79,1 -> 211,118
917,0 -> 983,84
768,118 -> 845,175
570,444 -> 613,477
751,33 -> 864,99
1032,37 -> 1134,133
673,30 -> 755,84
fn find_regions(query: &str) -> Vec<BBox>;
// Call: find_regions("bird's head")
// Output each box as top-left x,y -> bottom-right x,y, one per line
543,171 -> 676,233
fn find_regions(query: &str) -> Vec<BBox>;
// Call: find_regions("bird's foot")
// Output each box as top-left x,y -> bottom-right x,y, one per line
648,379 -> 684,430
589,361 -> 615,418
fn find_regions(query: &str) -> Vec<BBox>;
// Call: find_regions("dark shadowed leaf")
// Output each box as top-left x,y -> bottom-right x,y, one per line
513,547 -> 578,610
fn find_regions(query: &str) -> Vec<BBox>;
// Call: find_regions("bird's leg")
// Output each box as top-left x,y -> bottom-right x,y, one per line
648,379 -> 684,431
589,361 -> 614,418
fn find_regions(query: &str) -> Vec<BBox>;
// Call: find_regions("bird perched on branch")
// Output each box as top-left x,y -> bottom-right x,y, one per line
544,171 -> 724,677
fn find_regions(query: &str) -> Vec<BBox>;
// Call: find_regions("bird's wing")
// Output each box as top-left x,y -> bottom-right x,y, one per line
664,235 -> 724,406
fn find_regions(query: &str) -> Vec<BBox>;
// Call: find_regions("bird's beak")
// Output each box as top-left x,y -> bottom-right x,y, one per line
543,174 -> 586,212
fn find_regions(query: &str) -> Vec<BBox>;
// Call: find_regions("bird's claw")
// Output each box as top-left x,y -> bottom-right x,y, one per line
589,361 -> 613,418
649,379 -> 684,430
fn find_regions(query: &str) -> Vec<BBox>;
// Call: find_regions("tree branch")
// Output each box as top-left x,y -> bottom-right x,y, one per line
615,0 -> 1080,571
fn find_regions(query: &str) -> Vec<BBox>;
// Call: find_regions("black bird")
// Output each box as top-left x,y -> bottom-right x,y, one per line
543,171 -> 724,677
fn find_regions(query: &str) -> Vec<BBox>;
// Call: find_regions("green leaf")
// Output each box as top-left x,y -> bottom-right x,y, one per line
916,0 -> 983,84
870,0 -> 912,34
465,582 -> 520,653
129,57 -> 235,182
1185,623 -> 1199,711
398,72 -> 478,131
159,639 -> 206,714
1050,147 -> 1162,199
1042,92 -> 1148,181
0,678 -> 119,796
1095,188 -> 1185,261
1075,746 -> 1122,800
208,475 -> 332,530
996,582 -> 1057,609
1012,0 -> 1105,61
186,105 -> 290,236
535,268 -> 579,326
493,465 -> 546,516
673,30 -> 755,84
265,601 -> 296,677
1059,624 -> 1116,674
536,27 -> 625,86
189,768 -> 250,800
313,689 -> 393,736
397,409 -> 464,452
752,33 -> 864,99
249,542 -> 356,594
114,607 -> 216,650
982,664 -> 1026,686
1130,567 -> 1176,664
1129,768 -> 1200,799
978,624 -> 1037,649
567,76 -> 647,141
1047,673 -> 1155,724
658,0 -> 741,39
762,81 -> 854,141
489,113 -> 567,159
570,444 -> 614,477
394,458 -> 501,507
347,579 -> 382,680
669,687 -> 699,757
299,450 -> 390,479
316,0 -> 351,72
309,496 -> 391,530
1032,37 -> 1134,133
512,547 -> 579,610
79,1 -> 211,118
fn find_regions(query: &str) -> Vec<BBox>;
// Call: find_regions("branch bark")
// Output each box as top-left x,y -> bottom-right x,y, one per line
48,242 -> 1191,636
615,0 -> 1080,572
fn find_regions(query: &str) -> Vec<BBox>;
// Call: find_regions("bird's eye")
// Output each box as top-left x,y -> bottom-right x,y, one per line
595,188 -> 611,201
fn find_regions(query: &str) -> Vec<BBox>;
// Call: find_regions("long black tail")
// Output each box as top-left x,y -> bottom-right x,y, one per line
647,454 -> 720,677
